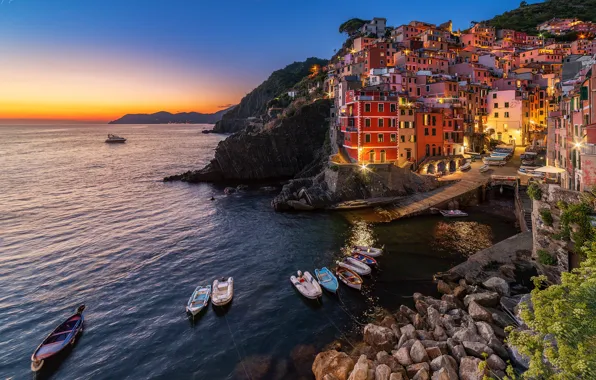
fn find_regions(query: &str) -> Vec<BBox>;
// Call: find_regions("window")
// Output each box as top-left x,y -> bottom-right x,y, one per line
386,118 -> 391,127
504,102 -> 509,108
492,93 -> 497,99
365,134 -> 371,143
423,114 -> 430,126
401,109 -> 406,115
409,135 -> 416,143
504,112 -> 510,118
431,116 -> 437,126
379,118 -> 384,127
378,103 -> 384,112
390,104 -> 396,112
378,134 -> 384,142
432,128 -> 436,136
400,135 -> 405,143
409,110 -> 413,115
424,128 -> 429,136
444,132 -> 449,139
494,103 -> 498,108
494,112 -> 499,118
365,103 -> 371,112
365,119 -> 371,127
400,121 -> 405,129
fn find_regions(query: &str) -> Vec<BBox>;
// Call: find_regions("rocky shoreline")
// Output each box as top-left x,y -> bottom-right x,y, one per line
312,232 -> 535,380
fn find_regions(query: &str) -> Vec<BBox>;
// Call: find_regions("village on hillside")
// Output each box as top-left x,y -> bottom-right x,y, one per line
313,17 -> 596,192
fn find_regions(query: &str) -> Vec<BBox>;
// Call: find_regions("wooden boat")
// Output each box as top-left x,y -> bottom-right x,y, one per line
105,134 -> 126,143
186,285 -> 211,316
352,245 -> 383,257
337,257 -> 371,276
290,271 -> 322,299
479,165 -> 490,173
351,253 -> 377,266
212,277 -> 234,306
314,267 -> 339,293
439,209 -> 468,218
336,267 -> 363,290
31,305 -> 86,372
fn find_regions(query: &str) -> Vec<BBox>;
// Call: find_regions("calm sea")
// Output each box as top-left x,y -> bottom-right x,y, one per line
0,124 -> 518,379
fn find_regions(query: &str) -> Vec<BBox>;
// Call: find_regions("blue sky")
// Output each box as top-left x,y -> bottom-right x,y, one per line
0,0 -> 541,120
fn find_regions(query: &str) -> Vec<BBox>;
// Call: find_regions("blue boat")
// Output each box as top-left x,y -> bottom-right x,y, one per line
351,253 -> 377,266
314,267 -> 339,293
31,305 -> 86,372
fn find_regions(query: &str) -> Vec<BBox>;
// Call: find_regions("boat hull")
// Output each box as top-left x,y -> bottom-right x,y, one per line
352,245 -> 383,257
351,253 -> 377,266
291,271 -> 322,299
336,267 -> 363,290
339,258 -> 371,276
186,285 -> 211,316
212,277 -> 234,306
314,267 -> 339,293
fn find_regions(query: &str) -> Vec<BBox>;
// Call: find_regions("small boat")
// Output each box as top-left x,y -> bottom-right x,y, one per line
336,267 -> 363,290
352,245 -> 383,257
479,165 -> 490,173
186,285 -> 211,316
290,271 -> 322,299
351,252 -> 377,266
337,257 -> 371,276
31,305 -> 86,372
105,134 -> 126,143
314,267 -> 339,293
439,209 -> 468,218
212,277 -> 234,306
459,162 -> 471,171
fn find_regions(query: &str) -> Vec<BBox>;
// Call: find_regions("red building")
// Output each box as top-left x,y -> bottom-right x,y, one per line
416,109 -> 444,161
339,90 -> 399,163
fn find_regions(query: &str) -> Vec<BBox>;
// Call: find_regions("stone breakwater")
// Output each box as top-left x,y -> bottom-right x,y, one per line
312,233 -> 535,380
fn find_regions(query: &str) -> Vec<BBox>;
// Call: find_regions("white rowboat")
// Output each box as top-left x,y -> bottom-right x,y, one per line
337,258 -> 371,276
212,277 -> 234,306
186,285 -> 211,316
352,245 -> 383,257
290,271 -> 322,299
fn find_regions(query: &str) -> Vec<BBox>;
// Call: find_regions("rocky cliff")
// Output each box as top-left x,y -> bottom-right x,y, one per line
211,57 -> 327,133
109,108 -> 233,124
164,99 -> 331,183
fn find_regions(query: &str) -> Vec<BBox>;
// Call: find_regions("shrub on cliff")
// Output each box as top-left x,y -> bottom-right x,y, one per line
506,240 -> 596,379
527,183 -> 542,201
539,209 -> 553,226
537,249 -> 557,266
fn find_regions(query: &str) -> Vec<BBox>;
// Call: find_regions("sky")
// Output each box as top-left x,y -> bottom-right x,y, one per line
0,0 -> 541,123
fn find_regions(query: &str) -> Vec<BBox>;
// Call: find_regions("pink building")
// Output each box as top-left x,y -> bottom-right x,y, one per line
519,48 -> 564,66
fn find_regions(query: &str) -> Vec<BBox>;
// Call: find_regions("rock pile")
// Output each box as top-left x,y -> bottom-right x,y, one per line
312,277 -> 520,380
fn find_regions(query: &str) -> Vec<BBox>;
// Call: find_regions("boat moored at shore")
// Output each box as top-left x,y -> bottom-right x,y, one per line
439,209 -> 468,218
314,267 -> 339,293
352,245 -> 383,257
291,271 -> 322,299
336,267 -> 363,290
337,257 -> 371,276
350,253 -> 377,266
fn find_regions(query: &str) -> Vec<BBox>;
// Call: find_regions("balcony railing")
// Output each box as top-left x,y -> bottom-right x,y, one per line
581,144 -> 596,156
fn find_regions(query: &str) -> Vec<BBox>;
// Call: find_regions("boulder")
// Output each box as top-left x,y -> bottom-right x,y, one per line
474,322 -> 495,343
312,350 -> 355,380
487,354 -> 506,371
430,355 -> 458,372
400,305 -> 418,322
453,286 -> 468,300
452,328 -> 485,344
433,325 -> 449,342
412,368 -> 430,380
441,295 -> 464,310
364,324 -> 397,352
413,314 -> 428,330
438,300 -> 458,314
482,277 -> 510,296
490,308 -> 515,328
392,347 -> 413,366
427,307 -> 442,330
437,280 -> 453,295
463,292 -> 499,308
425,346 -> 442,360
391,324 -> 402,340
410,341 -> 429,363
451,344 -> 467,362
376,351 -> 402,373
400,324 -> 417,340
374,364 -> 391,380
389,373 -> 404,380
348,355 -> 369,380
488,338 -> 509,360
396,334 -> 408,350
415,300 -> 431,315
462,341 -> 493,358
416,330 -> 434,341
468,301 -> 493,323
507,345 -> 530,369
380,316 -> 398,329
406,362 -> 430,378
431,367 -> 458,380
459,357 -> 486,380
352,344 -> 378,360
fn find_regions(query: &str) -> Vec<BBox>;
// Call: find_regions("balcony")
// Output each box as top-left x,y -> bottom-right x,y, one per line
581,144 -> 596,156
345,127 -> 358,133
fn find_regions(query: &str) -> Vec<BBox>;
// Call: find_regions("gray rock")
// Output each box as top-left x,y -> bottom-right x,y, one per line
397,334 -> 408,350
441,294 -> 464,310
415,300 -> 431,315
507,345 -> 530,369
348,355 -> 369,380
433,325 -> 449,341
416,330 -> 434,341
437,280 -> 453,295
430,355 -> 458,372
410,340 -> 429,363
482,277 -> 510,296
400,305 -> 418,322
392,347 -> 413,366
380,316 -> 398,329
468,301 -> 493,323
413,314 -> 427,330
489,308 -> 515,328
364,324 -> 397,352
412,368 -> 430,380
488,337 -> 509,360
452,328 -> 485,344
374,363 -> 391,380
427,307 -> 443,330
451,344 -> 467,362
376,351 -> 402,373
438,300 -> 458,314
475,322 -> 495,343
389,373 -> 404,380
463,292 -> 499,308
431,367 -> 459,380
406,362 -> 430,378
391,324 -> 402,339
462,341 -> 494,358
400,324 -> 417,340
487,354 -> 506,371
425,346 -> 442,360
459,357 -> 486,380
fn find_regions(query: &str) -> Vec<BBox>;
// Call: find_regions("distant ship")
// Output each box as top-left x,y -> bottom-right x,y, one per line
105,134 -> 127,143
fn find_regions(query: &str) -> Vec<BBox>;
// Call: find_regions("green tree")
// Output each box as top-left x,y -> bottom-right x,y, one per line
506,240 -> 596,378
338,18 -> 368,36
520,1 -> 528,7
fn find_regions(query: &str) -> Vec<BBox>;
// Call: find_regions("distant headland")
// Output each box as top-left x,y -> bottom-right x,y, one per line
108,107 -> 235,124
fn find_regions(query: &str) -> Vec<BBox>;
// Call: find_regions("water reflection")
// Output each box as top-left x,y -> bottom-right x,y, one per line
432,221 -> 494,256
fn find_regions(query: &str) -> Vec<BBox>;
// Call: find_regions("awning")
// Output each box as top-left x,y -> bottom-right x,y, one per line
533,166 -> 566,174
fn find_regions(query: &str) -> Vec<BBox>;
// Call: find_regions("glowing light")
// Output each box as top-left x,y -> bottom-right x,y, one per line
575,142 -> 583,149
360,164 -> 369,171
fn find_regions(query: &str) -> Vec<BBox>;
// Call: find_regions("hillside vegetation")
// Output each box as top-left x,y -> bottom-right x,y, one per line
485,0 -> 596,34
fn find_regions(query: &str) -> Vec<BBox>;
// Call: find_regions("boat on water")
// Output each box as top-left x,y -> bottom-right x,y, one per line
352,245 -> 383,257
212,277 -> 234,306
479,164 -> 490,173
186,285 -> 211,316
105,134 -> 126,143
337,257 -> 371,276
31,305 -> 86,372
336,267 -> 363,290
290,271 -> 322,299
351,252 -> 377,266
314,267 -> 339,293
459,162 -> 471,171
439,209 -> 468,218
